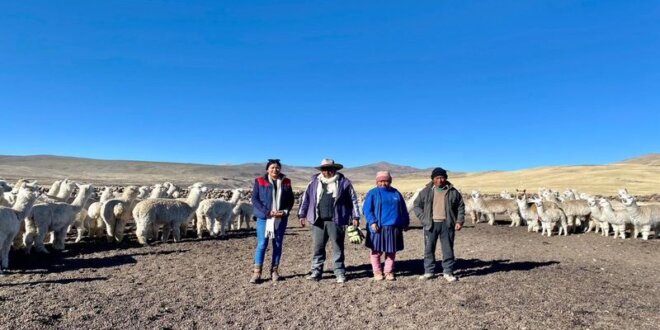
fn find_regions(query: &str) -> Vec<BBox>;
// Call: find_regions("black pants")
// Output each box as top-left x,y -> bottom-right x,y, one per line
423,220 -> 455,275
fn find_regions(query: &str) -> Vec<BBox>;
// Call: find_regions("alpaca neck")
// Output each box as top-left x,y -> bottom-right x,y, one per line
624,202 -> 641,219
12,194 -> 37,220
229,190 -> 241,204
186,189 -> 204,208
70,189 -> 90,209
47,181 -> 62,197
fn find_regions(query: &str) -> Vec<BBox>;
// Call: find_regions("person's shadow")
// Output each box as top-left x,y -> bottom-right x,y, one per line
345,258 -> 559,279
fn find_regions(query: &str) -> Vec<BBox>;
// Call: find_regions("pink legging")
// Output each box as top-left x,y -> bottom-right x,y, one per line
370,250 -> 396,273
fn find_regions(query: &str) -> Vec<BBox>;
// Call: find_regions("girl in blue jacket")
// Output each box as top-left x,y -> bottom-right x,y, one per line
362,171 -> 410,281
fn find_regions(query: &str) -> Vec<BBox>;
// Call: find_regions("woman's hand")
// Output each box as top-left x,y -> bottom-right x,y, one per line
370,223 -> 380,233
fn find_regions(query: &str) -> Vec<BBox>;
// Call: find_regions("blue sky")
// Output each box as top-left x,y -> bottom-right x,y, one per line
1,1 -> 659,171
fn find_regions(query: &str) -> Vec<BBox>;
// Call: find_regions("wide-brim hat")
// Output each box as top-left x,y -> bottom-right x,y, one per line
315,158 -> 344,171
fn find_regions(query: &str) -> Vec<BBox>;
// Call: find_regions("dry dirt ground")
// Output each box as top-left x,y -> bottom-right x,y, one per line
1,212 -> 658,329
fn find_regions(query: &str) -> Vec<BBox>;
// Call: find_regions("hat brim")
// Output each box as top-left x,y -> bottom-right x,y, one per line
316,164 -> 343,171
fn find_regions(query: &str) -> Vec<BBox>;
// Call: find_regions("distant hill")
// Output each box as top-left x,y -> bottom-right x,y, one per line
0,155 -> 422,190
1,154 -> 658,195
617,153 -> 660,166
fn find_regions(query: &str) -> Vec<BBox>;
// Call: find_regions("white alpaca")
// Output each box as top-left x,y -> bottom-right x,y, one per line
50,179 -> 77,203
73,186 -> 115,242
195,188 -> 242,238
149,184 -> 167,199
133,183 -> 209,244
137,186 -> 151,199
471,191 -> 522,227
46,179 -> 63,199
24,184 -> 94,253
0,184 -> 39,272
0,180 -> 12,207
585,197 -> 608,235
164,182 -> 180,198
231,201 -> 253,230
621,194 -> 660,240
515,190 -> 540,232
500,190 -> 514,199
599,198 -> 630,239
100,186 -> 140,243
531,197 -> 568,237
406,187 -> 424,213
557,199 -> 591,233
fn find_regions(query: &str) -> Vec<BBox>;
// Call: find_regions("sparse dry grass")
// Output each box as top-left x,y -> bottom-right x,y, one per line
354,164 -> 660,195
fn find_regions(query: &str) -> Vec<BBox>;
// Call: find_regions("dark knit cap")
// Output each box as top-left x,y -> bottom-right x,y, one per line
431,167 -> 448,179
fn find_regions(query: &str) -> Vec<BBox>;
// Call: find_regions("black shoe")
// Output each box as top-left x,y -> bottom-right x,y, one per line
306,272 -> 321,281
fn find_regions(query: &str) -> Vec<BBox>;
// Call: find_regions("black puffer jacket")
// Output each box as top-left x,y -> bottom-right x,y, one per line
412,181 -> 465,230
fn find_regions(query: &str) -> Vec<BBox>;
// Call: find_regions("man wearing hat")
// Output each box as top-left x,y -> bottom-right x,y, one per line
298,159 -> 361,283
412,167 -> 465,282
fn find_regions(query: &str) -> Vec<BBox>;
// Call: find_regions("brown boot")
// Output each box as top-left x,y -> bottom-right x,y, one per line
249,266 -> 262,284
385,272 -> 396,281
373,271 -> 384,281
271,266 -> 280,282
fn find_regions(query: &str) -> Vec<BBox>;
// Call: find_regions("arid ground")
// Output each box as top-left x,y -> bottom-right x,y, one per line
0,211 -> 658,329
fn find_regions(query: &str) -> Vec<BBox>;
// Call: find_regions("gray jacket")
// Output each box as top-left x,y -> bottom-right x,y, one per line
412,181 -> 465,230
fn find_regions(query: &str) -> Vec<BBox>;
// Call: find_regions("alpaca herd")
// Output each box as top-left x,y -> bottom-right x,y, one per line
465,187 -> 660,240
0,177 -> 657,274
0,179 -> 251,273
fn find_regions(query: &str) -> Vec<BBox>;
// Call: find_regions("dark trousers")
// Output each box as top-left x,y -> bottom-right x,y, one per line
423,220 -> 455,275
310,219 -> 346,276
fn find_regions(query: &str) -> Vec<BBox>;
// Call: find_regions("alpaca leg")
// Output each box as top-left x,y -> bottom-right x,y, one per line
35,226 -> 50,254
0,237 -> 8,270
23,229 -> 36,254
632,225 -> 639,239
487,213 -> 495,226
196,214 -> 205,238
641,225 -> 651,240
75,226 -> 85,243
619,225 -> 626,239
114,219 -> 126,242
105,218 -> 116,242
135,220 -> 148,245
161,224 -> 171,243
172,225 -> 181,243
53,228 -> 67,250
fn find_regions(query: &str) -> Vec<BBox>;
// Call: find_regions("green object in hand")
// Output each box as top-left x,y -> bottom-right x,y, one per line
346,225 -> 364,244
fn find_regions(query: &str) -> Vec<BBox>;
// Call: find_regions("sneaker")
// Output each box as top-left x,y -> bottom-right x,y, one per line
306,273 -> 321,281
418,273 -> 434,280
443,273 -> 458,282
373,271 -> 384,281
384,272 -> 396,281
335,274 -> 346,283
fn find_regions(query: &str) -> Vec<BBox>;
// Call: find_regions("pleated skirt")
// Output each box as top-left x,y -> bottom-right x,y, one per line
365,225 -> 404,253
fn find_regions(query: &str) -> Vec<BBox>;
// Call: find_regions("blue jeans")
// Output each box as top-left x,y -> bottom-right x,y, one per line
254,218 -> 288,267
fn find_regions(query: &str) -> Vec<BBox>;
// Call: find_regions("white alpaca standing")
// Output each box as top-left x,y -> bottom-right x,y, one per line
231,201 -> 253,230
73,186 -> 115,242
406,187 -> 424,213
0,180 -> 12,207
100,186 -> 140,243
164,182 -> 180,198
621,194 -> 660,240
471,191 -> 523,227
46,180 -> 63,199
24,184 -> 94,253
532,197 -> 568,237
137,186 -> 151,199
0,184 -> 39,272
585,197 -> 608,235
599,198 -> 630,239
50,179 -> 77,203
195,188 -> 242,238
557,200 -> 591,233
149,184 -> 167,199
133,183 -> 209,244
515,190 -> 540,232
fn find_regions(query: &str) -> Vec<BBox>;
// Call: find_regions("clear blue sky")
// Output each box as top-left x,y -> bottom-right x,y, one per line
2,1 -> 659,171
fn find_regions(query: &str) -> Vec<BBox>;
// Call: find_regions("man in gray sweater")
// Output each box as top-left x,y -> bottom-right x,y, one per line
412,167 -> 465,282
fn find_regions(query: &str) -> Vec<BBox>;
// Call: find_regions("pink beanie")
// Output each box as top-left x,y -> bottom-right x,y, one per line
376,171 -> 392,182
